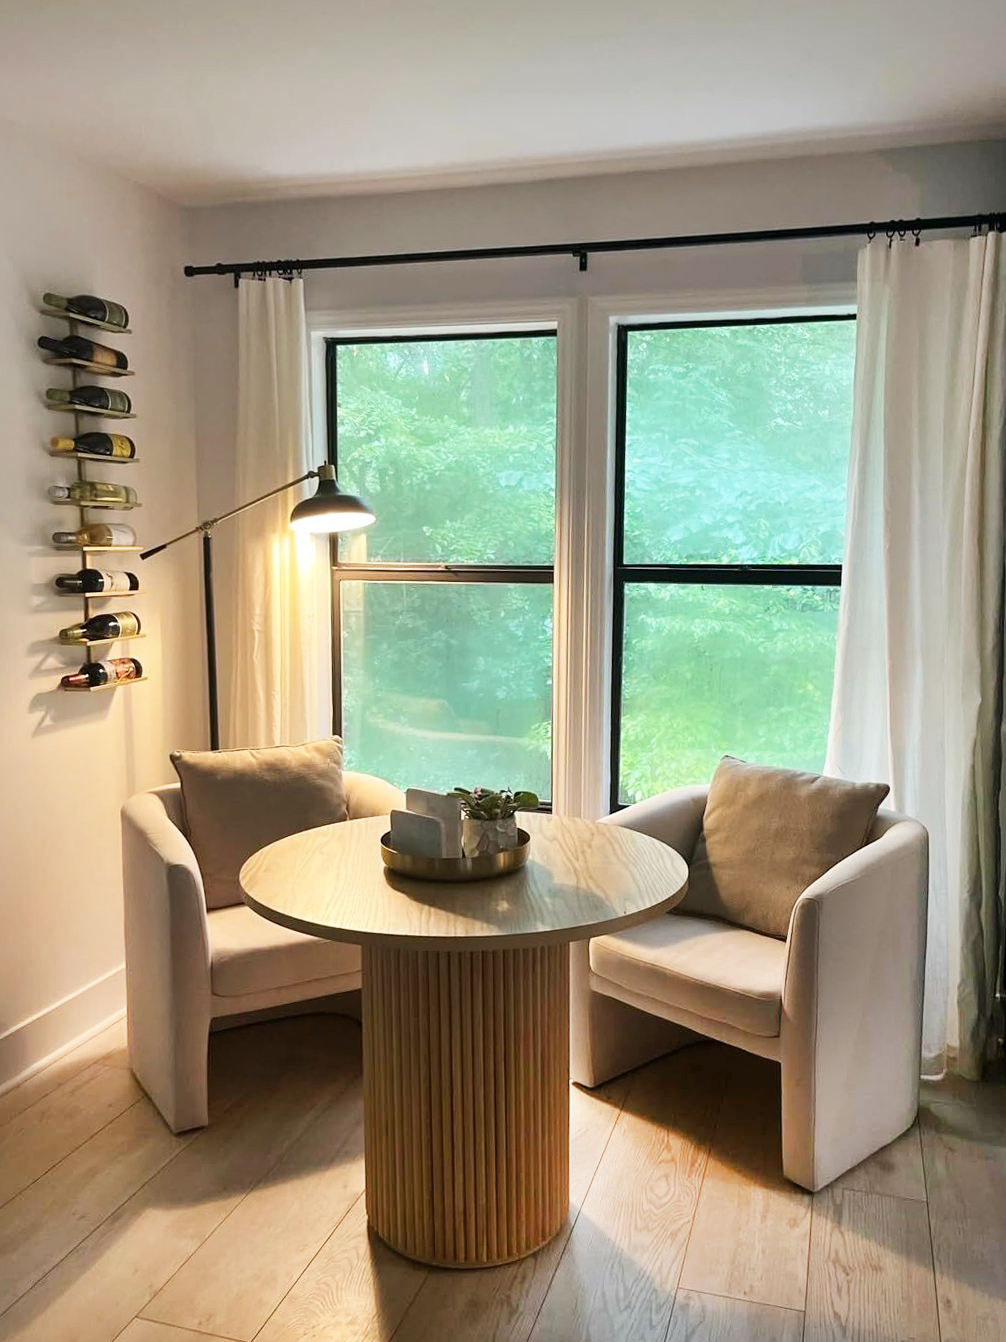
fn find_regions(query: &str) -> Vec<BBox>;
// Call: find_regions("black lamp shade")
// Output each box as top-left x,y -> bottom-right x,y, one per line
289,470 -> 374,534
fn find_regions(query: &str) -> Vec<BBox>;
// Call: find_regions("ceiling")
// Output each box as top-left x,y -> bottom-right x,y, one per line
2,0 -> 1005,205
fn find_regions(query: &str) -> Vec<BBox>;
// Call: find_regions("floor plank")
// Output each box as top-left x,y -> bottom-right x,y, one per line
666,1289 -> 804,1342
0,1019 -> 128,1131
831,1122 -> 927,1202
255,1196 -> 427,1342
0,1062 -> 142,1207
921,1092 -> 1006,1342
0,1016 -> 1002,1342
804,1187 -> 939,1342
0,1096 -> 190,1314
679,1052 -> 811,1311
392,1076 -> 631,1342
90,1017 -> 130,1069
118,1321 -> 238,1342
0,1029 -> 346,1342
528,1045 -> 723,1342
142,1060 -> 365,1341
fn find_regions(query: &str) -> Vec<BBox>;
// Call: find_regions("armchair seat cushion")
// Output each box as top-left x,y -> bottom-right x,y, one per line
209,903 -> 360,997
589,912 -> 787,1038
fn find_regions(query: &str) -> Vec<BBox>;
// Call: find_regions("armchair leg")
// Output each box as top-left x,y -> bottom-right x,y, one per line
780,1051 -> 919,1193
128,999 -> 211,1133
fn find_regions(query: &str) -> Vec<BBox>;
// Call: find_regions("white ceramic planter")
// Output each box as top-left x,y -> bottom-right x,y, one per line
462,815 -> 519,857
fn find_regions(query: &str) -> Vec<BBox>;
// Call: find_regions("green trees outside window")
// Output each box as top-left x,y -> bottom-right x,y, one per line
340,579 -> 553,798
614,317 -> 856,804
332,334 -> 556,796
328,317 -> 856,807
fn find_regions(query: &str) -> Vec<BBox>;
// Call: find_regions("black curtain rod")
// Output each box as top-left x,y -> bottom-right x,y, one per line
183,210 -> 1006,282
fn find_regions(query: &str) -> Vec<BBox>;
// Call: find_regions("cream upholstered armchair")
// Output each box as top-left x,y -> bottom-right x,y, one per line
571,784 -> 929,1191
122,771 -> 403,1133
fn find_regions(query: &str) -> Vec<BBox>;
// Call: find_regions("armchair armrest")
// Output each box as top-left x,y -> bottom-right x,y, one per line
121,790 -> 212,1130
571,786 -> 709,1087
600,784 -> 708,858
780,814 -> 929,1189
345,771 -> 406,820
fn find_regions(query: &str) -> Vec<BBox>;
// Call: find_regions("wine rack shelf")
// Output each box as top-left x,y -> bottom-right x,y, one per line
62,677 -> 148,693
43,357 -> 133,378
54,588 -> 146,598
45,399 -> 136,419
48,449 -> 139,464
40,290 -> 148,695
50,499 -> 141,511
39,305 -> 132,335
79,545 -> 144,554
56,633 -> 146,649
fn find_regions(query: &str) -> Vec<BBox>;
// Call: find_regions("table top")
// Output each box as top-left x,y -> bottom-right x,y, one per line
241,812 -> 688,951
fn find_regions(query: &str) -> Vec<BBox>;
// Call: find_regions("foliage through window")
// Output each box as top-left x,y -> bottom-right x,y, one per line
613,316 -> 856,806
328,332 -> 556,799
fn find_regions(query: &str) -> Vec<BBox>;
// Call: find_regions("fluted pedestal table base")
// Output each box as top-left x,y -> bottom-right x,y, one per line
242,814 -> 688,1267
362,943 -> 570,1267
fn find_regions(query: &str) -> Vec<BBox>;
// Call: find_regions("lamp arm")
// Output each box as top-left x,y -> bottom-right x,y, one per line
139,468 -> 321,560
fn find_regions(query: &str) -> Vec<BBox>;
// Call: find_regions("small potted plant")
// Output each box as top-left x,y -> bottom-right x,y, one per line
449,786 -> 540,857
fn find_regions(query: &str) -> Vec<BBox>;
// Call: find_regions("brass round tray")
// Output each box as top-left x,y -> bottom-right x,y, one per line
380,829 -> 531,883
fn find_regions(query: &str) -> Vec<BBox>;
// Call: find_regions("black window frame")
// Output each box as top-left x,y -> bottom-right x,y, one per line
610,312 -> 855,812
325,328 -> 558,808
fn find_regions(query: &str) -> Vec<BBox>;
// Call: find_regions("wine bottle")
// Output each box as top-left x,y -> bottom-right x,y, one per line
52,522 -> 137,547
43,291 -> 129,328
49,481 -> 137,507
59,612 -> 141,644
60,657 -> 142,689
38,335 -> 128,371
54,569 -> 139,594
49,433 -> 136,459
46,386 -> 131,413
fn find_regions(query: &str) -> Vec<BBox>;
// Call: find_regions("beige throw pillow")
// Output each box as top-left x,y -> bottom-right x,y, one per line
171,737 -> 349,909
680,756 -> 889,938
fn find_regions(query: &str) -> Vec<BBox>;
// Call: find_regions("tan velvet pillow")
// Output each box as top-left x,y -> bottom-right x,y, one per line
680,756 -> 889,938
171,737 -> 349,909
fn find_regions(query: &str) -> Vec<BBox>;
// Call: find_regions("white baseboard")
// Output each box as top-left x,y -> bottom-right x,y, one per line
0,965 -> 126,1095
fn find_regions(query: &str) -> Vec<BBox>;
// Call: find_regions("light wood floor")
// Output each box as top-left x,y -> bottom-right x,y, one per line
0,1013 -> 1003,1342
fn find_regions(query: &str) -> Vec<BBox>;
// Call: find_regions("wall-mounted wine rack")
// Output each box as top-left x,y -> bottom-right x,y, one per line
42,298 -> 148,692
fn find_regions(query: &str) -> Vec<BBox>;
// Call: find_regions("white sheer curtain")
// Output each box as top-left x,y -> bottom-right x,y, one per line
827,234 -> 1006,1078
228,277 -> 330,748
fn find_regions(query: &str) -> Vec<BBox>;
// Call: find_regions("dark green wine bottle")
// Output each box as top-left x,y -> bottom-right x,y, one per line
49,433 -> 136,459
43,292 -> 129,328
60,657 -> 142,688
38,335 -> 128,371
54,570 -> 139,594
59,612 -> 141,644
46,386 -> 132,413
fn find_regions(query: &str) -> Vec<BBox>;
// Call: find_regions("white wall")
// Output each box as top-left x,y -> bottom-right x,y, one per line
188,136 -> 1006,757
0,120 -> 205,1088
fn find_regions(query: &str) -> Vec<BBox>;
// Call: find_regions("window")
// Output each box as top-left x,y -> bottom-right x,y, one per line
327,332 -> 557,799
612,315 -> 856,807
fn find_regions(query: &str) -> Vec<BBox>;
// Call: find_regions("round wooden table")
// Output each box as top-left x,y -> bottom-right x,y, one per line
240,812 -> 688,1269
